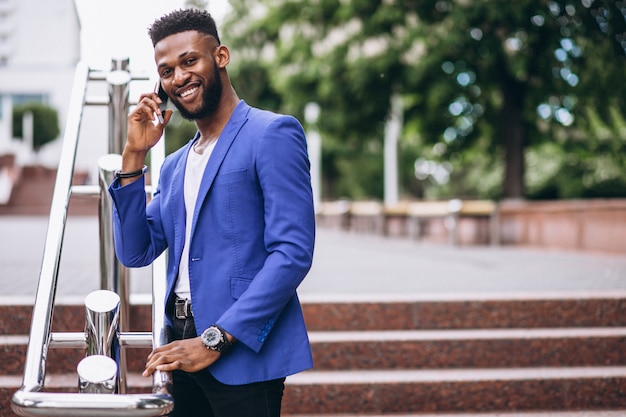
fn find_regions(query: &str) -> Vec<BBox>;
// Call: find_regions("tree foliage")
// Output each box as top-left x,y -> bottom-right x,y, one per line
12,102 -> 60,152
221,0 -> 626,200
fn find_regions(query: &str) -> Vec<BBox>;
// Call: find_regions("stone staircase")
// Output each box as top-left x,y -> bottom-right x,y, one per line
0,165 -> 96,216
1,294 -> 625,416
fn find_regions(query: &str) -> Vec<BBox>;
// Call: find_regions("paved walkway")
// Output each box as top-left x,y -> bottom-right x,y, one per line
1,215 -> 625,302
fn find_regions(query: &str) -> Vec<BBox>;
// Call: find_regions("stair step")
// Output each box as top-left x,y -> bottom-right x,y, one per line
1,293 -> 624,335
301,293 -> 626,331
2,328 -> 624,375
3,294 -> 625,415
1,368 -> 625,416
0,166 -> 96,216
282,367 -> 626,414
309,328 -> 626,370
288,366 -> 626,384
0,335 -> 151,375
286,412 -> 626,417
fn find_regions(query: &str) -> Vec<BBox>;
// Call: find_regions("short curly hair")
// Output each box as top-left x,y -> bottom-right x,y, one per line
148,8 -> 221,46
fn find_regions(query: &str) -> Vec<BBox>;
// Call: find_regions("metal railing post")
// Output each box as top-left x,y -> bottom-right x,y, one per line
84,290 -> 120,357
107,57 -> 131,155
77,355 -> 118,394
98,154 -> 129,393
97,154 -> 126,323
82,290 -> 120,394
102,55 -> 132,393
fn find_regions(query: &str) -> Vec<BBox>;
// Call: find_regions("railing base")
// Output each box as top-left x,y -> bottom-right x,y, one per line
12,390 -> 173,417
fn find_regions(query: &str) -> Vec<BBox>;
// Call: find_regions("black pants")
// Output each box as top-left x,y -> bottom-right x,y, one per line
167,315 -> 285,417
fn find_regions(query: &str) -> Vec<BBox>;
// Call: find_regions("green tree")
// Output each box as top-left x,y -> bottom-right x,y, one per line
408,0 -> 626,199
222,0 -> 626,200
12,102 -> 60,152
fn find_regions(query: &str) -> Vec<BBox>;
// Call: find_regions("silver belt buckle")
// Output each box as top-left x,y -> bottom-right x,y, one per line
175,298 -> 192,319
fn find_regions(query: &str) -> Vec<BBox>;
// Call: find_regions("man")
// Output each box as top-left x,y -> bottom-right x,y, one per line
108,8 -> 315,417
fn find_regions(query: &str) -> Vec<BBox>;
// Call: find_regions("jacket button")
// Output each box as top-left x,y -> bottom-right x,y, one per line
258,336 -> 266,343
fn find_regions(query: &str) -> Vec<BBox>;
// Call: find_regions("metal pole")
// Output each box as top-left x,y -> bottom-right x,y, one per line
97,153 -> 129,393
19,62 -> 90,394
107,60 -> 131,155
111,57 -> 130,72
103,57 -> 132,394
77,355 -> 118,394
97,154 -> 125,303
304,102 -> 322,212
85,290 -> 120,357
384,94 -> 403,206
83,290 -> 120,394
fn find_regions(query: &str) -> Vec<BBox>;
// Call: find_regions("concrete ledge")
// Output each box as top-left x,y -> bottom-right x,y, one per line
317,199 -> 497,245
499,199 -> 626,253
316,198 -> 626,253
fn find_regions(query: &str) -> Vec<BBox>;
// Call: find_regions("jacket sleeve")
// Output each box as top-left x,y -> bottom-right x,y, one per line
108,176 -> 168,267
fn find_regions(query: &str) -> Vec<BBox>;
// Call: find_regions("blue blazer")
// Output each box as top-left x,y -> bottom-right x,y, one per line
109,100 -> 315,385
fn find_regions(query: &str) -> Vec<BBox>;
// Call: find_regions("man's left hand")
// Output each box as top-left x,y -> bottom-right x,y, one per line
142,337 -> 219,377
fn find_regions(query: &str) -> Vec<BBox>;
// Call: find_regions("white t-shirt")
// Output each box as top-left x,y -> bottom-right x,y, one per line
175,141 -> 217,300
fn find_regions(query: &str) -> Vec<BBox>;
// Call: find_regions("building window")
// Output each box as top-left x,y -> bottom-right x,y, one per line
0,93 -> 48,120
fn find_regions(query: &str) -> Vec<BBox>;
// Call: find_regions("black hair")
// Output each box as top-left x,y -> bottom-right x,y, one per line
148,8 -> 221,46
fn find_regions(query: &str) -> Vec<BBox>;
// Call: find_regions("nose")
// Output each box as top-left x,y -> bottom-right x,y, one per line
172,67 -> 190,87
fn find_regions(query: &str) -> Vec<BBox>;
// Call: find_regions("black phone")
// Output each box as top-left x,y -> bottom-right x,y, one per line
157,83 -> 169,111
156,83 -> 168,124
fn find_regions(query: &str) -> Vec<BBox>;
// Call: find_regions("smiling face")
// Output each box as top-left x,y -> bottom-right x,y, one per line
155,30 -> 224,121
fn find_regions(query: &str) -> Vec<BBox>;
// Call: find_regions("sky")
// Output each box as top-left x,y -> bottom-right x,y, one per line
74,0 -> 231,74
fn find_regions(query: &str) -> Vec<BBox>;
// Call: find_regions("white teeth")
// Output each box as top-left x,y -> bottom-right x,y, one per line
180,87 -> 198,98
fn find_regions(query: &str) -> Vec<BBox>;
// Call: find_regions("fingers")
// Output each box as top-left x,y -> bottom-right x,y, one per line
143,338 -> 219,377
143,343 -> 179,375
125,93 -> 171,154
143,350 -> 178,377
131,93 -> 166,124
142,359 -> 181,377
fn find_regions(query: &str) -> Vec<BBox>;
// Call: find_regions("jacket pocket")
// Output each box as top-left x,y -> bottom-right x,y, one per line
213,169 -> 247,186
230,276 -> 252,299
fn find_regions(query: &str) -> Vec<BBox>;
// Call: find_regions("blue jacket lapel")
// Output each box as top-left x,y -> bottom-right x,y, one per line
191,100 -> 251,239
170,135 -> 197,271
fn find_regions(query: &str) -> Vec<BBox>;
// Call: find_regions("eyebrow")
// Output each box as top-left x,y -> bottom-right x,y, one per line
157,50 -> 196,70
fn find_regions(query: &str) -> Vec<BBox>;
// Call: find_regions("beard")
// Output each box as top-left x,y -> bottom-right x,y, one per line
173,62 -> 223,120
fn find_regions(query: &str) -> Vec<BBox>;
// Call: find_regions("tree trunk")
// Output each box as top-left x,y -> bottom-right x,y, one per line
500,76 -> 526,199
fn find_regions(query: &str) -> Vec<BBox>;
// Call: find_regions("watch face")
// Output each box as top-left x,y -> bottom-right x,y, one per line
203,328 -> 221,347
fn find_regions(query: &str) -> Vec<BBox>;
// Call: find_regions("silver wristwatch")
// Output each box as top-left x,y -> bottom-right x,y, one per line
201,325 -> 233,354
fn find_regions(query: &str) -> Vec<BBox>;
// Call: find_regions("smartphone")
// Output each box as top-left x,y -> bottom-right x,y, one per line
156,83 -> 168,124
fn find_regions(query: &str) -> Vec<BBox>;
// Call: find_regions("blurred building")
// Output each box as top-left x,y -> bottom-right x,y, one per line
0,0 -> 80,168
0,0 -> 81,208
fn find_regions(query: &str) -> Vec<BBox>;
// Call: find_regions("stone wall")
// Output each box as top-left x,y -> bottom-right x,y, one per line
316,199 -> 626,254
499,199 -> 626,254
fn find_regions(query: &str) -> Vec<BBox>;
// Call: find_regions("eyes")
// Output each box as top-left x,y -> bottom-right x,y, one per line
159,57 -> 199,79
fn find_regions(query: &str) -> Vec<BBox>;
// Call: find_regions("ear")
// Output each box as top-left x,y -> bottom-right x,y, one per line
214,45 -> 230,69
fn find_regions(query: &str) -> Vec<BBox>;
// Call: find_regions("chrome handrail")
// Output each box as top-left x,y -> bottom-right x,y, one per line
11,60 -> 173,416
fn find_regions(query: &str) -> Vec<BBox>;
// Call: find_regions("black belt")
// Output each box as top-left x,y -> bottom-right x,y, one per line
174,298 -> 193,319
